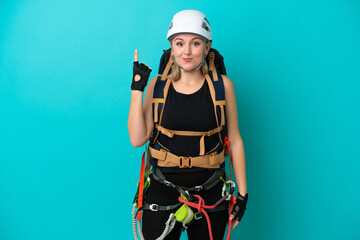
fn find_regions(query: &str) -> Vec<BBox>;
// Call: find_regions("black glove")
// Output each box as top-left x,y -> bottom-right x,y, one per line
131,61 -> 152,91
231,192 -> 248,222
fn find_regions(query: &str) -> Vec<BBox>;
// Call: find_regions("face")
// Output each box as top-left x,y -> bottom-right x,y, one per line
171,34 -> 211,71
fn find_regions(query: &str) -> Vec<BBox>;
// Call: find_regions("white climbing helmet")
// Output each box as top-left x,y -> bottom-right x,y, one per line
167,10 -> 212,41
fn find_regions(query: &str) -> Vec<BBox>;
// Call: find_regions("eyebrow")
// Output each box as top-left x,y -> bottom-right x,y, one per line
174,37 -> 202,41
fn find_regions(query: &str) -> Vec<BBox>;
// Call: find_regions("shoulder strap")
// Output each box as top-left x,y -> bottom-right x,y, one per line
151,76 -> 172,144
205,71 -> 227,146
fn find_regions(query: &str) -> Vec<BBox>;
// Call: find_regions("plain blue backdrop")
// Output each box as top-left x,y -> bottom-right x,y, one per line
1,0 -> 359,239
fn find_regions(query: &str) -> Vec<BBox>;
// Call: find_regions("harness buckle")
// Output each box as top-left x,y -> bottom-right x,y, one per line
194,212 -> 204,220
149,204 -> 159,211
179,156 -> 192,168
163,180 -> 172,187
194,186 -> 203,191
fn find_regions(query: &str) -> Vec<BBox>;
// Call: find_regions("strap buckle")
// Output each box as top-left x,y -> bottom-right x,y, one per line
163,180 -> 172,187
149,204 -> 159,211
194,212 -> 204,220
179,156 -> 192,168
193,186 -> 203,191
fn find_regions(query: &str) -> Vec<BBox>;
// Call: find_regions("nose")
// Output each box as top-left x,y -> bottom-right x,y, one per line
184,44 -> 191,55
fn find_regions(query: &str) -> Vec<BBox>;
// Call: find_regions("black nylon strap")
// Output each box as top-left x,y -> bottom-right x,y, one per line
142,202 -> 182,212
152,168 -> 223,193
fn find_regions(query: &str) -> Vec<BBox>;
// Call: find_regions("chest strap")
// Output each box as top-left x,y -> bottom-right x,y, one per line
155,124 -> 223,156
149,146 -> 225,169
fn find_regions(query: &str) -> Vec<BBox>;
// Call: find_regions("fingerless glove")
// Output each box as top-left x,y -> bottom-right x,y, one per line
131,61 -> 152,91
231,192 -> 248,222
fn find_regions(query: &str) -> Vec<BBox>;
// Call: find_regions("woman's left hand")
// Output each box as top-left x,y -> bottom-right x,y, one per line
229,193 -> 248,229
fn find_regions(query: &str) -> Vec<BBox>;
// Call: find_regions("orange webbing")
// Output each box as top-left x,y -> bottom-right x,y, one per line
149,145 -> 226,168
207,52 -> 218,81
161,55 -> 174,80
154,102 -> 159,123
155,124 -> 222,156
205,74 -> 223,146
136,150 -> 146,221
220,105 -> 225,126
152,78 -> 172,144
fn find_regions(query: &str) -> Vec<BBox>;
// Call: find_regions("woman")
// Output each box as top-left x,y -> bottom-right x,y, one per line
128,10 -> 248,240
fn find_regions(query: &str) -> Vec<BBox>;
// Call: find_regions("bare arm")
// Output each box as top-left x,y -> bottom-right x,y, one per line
127,50 -> 156,147
223,75 -> 247,196
223,75 -> 248,229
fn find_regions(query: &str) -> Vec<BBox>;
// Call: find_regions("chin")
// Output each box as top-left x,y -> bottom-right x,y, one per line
179,62 -> 201,72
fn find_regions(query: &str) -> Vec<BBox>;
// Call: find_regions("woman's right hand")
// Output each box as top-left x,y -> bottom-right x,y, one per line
131,49 -> 152,92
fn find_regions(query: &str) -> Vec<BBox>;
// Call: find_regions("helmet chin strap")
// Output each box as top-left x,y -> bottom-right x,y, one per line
173,40 -> 207,73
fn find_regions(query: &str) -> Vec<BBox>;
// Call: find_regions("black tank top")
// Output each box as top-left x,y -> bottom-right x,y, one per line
157,79 -> 221,172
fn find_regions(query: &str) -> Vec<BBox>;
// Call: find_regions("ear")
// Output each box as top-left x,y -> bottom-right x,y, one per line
205,41 -> 212,55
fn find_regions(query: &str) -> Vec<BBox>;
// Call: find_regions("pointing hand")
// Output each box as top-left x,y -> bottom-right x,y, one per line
131,49 -> 152,91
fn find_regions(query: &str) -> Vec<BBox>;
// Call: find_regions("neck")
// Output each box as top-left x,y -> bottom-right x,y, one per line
178,70 -> 205,84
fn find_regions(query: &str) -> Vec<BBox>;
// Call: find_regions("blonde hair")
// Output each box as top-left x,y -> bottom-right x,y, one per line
169,57 -> 209,81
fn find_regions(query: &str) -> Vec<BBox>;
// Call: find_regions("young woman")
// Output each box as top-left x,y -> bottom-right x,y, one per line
128,10 -> 248,240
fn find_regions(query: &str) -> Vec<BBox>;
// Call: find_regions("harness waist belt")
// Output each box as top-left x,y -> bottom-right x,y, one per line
152,168 -> 224,192
149,146 -> 225,168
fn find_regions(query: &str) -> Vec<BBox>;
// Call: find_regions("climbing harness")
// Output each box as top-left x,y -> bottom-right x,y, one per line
132,166 -> 236,240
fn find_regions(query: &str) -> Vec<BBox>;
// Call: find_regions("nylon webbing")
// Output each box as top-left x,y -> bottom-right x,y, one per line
155,124 -> 222,156
204,73 -> 223,146
152,168 -> 224,192
141,202 -> 182,212
149,146 -> 226,168
161,55 -> 174,80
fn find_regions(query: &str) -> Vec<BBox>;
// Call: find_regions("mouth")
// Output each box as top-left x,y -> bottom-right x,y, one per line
183,58 -> 193,62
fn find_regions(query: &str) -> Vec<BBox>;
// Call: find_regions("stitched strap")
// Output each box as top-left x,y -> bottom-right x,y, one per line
161,55 -> 174,80
215,100 -> 226,127
149,146 -> 225,168
155,124 -> 222,156
208,52 -> 218,82
220,105 -> 225,126
152,78 -> 172,144
205,73 -> 223,146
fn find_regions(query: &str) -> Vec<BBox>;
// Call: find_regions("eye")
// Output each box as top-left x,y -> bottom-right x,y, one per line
176,42 -> 183,47
193,41 -> 201,46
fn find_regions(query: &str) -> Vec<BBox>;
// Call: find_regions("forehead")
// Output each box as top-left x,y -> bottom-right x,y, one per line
172,34 -> 203,41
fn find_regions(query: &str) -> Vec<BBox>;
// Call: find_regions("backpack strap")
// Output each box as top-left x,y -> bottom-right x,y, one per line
204,72 -> 226,147
161,55 -> 174,80
207,52 -> 218,81
151,76 -> 172,144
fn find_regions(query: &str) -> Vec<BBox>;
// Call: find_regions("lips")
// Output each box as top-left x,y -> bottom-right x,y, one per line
183,58 -> 192,62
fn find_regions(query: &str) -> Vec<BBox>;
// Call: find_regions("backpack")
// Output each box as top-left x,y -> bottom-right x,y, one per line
147,48 -> 229,170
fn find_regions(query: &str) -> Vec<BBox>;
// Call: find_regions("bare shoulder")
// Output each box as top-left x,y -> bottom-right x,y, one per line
145,76 -> 159,96
143,76 -> 158,103
148,75 -> 158,89
221,75 -> 235,91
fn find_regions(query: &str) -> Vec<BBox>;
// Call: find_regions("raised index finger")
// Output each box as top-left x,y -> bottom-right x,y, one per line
134,49 -> 138,62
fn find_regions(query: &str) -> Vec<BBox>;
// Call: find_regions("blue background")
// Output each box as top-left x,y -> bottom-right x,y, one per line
1,0 -> 359,239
